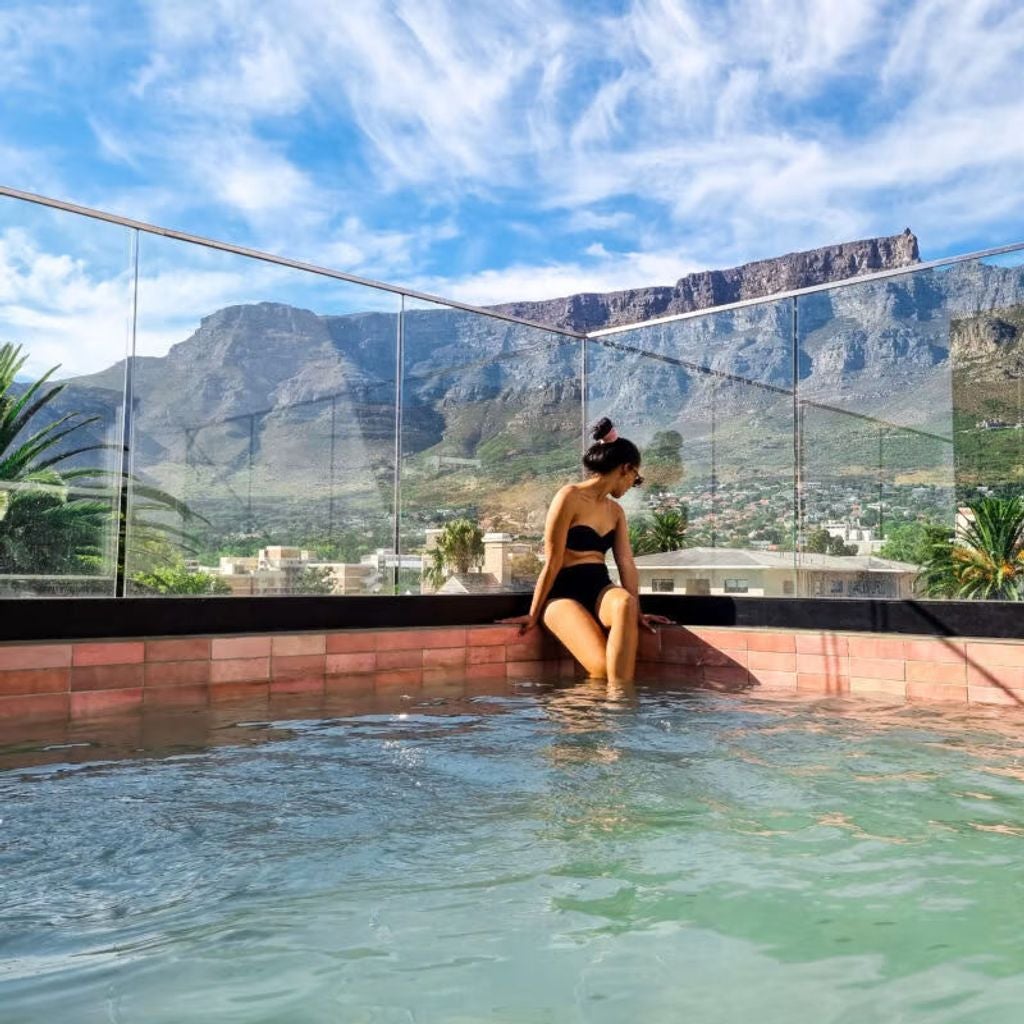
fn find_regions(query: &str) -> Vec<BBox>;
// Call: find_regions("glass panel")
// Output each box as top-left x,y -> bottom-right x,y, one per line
0,196 -> 133,597
399,299 -> 581,596
127,234 -> 399,596
796,259 -> 985,597
587,300 -> 796,598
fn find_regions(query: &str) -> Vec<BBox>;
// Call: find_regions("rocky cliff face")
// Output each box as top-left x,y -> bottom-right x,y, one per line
490,230 -> 920,332
35,228 -> 1024,536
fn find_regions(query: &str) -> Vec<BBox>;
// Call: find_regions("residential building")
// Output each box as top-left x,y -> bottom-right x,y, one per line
630,547 -> 918,598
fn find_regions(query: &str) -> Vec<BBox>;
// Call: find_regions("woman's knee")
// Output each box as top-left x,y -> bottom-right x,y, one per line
608,590 -> 637,619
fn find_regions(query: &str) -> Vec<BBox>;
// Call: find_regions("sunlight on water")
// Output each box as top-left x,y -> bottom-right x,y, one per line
3,682 -> 1024,1023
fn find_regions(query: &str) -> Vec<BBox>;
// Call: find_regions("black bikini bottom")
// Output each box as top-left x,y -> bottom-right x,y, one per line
546,563 -> 614,620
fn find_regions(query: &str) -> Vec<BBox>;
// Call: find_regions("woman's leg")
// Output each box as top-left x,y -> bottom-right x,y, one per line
596,587 -> 638,684
543,599 -> 609,678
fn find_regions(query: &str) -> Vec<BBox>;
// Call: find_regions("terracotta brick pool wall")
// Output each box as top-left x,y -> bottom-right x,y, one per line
2,623 -> 1023,723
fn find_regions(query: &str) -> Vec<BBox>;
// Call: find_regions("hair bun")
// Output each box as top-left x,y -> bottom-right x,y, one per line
591,417 -> 615,442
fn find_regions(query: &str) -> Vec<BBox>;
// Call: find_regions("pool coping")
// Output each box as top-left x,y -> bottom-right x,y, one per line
1,594 -> 1022,643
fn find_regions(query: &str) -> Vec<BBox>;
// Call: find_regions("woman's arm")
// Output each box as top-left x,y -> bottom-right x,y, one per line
612,504 -> 674,632
611,503 -> 639,601
524,486 -> 575,625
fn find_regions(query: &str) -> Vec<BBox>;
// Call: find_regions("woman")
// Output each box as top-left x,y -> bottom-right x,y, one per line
506,418 -> 672,684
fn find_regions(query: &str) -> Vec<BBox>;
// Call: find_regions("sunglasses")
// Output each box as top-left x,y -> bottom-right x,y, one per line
630,468 -> 644,488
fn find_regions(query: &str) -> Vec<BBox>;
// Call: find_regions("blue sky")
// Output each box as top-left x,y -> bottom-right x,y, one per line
2,0 -> 1024,375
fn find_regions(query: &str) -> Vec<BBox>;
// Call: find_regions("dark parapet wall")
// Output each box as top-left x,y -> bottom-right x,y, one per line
489,229 -> 921,332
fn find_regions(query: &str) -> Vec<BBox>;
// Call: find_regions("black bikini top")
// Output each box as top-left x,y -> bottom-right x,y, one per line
565,523 -> 616,554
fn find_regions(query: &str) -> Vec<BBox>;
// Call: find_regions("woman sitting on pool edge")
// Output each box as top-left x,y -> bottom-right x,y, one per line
504,417 -> 672,684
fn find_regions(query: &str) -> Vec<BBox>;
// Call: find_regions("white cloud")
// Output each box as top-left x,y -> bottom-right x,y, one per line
5,0 -> 1024,329
416,245 -> 705,306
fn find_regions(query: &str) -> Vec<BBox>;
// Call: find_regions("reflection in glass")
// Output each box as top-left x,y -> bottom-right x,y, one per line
400,299 -> 581,595
586,300 -> 796,597
0,197 -> 133,596
126,234 -> 400,596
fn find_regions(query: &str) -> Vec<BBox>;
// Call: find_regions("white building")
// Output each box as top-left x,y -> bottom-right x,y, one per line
630,547 -> 918,598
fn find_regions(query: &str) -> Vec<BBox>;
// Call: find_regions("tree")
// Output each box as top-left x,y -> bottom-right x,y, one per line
509,552 -> 542,585
425,518 -> 484,588
630,507 -> 688,554
1,342 -> 208,582
642,430 -> 685,491
1,343 -> 116,575
131,562 -> 231,595
918,497 -> 1024,600
805,528 -> 857,556
880,520 -> 948,565
292,565 -> 335,595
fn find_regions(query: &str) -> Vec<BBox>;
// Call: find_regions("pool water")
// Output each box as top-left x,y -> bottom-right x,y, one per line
3,679 -> 1024,1023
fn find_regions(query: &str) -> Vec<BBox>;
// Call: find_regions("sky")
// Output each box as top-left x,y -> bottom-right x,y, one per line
2,0 -> 1024,376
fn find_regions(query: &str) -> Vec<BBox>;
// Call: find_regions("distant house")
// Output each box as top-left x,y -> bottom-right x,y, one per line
437,573 -> 507,595
629,547 -> 918,598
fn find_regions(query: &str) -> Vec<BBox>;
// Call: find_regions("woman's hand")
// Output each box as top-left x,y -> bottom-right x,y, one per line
639,613 -> 674,634
497,614 -> 541,637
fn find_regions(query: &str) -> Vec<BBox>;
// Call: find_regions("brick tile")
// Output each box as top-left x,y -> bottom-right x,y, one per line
796,653 -> 849,677
689,628 -> 748,650
386,628 -> 468,651
325,652 -> 377,675
748,669 -> 798,691
209,657 -> 270,683
376,649 -> 423,670
849,677 -> 907,698
270,676 -> 324,696
795,633 -> 849,656
465,661 -> 508,682
208,681 -> 269,704
847,637 -> 905,660
0,644 -> 72,670
660,645 -> 702,666
968,685 -> 1024,706
422,647 -> 467,668
211,636 -> 271,660
661,628 -> 703,648
71,664 -> 144,692
372,668 -> 422,688
903,639 -> 966,664
637,631 -> 662,660
0,693 -> 69,721
325,631 -> 380,653
467,645 -> 505,665
907,681 -> 968,703
701,665 -> 750,687
73,642 -> 145,666
145,660 -> 210,688
0,668 -> 69,696
324,674 -> 376,695
746,631 -> 796,653
906,660 -> 966,685
145,684 -> 209,709
506,660 -> 547,680
697,648 -> 747,668
467,625 -> 522,646
965,641 -> 1024,668
271,634 -> 326,657
504,640 -> 546,663
967,662 -> 1024,689
145,638 -> 211,662
848,658 -> 905,681
747,651 -> 797,673
422,667 -> 465,686
271,654 -> 326,679
797,673 -> 850,695
71,688 -> 143,718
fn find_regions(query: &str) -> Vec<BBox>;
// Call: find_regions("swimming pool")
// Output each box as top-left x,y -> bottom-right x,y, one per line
3,679 -> 1024,1022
